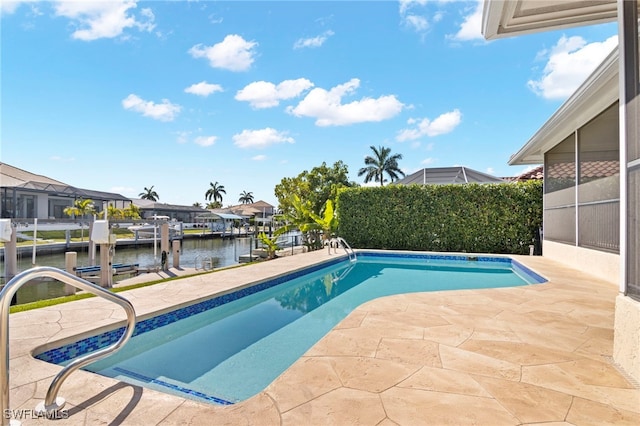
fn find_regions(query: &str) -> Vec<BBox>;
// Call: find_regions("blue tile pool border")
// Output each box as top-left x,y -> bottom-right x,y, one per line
34,251 -> 546,403
112,367 -> 234,405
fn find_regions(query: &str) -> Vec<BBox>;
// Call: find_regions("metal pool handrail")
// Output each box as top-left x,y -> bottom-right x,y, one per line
0,266 -> 136,425
336,237 -> 357,262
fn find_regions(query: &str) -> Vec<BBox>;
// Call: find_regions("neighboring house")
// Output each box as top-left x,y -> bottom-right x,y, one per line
0,162 -> 131,219
131,198 -> 207,223
395,166 -> 506,185
483,0 -> 639,382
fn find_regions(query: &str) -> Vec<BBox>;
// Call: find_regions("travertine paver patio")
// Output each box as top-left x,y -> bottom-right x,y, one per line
5,251 -> 640,425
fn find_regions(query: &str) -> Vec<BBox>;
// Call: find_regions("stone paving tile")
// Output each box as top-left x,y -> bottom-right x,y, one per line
159,394 -> 280,426
375,338 -> 441,367
439,344 -> 522,381
472,375 -> 573,423
380,387 -> 520,425
264,357 -> 342,413
397,365 -> 492,398
281,387 -> 386,426
567,397 -> 640,425
327,356 -> 420,393
458,339 -> 581,366
422,323 -> 474,346
4,251 -> 639,425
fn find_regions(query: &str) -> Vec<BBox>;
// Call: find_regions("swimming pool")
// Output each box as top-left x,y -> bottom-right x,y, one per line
35,252 -> 546,405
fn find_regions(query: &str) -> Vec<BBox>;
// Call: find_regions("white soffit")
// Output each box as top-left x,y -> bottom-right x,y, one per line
482,0 -> 618,40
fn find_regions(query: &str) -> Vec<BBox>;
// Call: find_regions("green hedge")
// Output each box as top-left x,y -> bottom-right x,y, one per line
336,180 -> 542,255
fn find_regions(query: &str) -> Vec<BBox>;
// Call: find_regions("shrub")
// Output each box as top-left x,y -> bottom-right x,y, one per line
336,180 -> 542,255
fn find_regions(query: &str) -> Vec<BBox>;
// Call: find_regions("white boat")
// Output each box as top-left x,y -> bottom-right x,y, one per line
128,216 -> 182,237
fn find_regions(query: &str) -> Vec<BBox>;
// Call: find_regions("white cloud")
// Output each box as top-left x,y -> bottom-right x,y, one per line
449,0 -> 484,41
1,0 -> 33,14
189,34 -> 257,71
398,0 -> 434,34
396,109 -> 462,141
404,14 -> 429,32
53,0 -> 155,41
421,157 -> 435,165
122,94 -> 181,121
286,78 -> 404,126
194,136 -> 217,147
235,78 -> 314,109
399,0 -> 428,16
233,128 -> 294,149
293,30 -> 334,49
49,155 -> 75,162
110,185 -> 135,195
175,131 -> 190,144
252,154 -> 267,161
486,167 -> 495,174
528,35 -> 618,100
184,81 -> 223,97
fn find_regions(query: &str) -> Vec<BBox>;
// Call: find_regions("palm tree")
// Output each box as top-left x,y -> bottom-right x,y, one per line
139,186 -> 159,201
192,202 -> 203,208
238,190 -> 254,204
358,145 -> 405,186
206,201 -> 222,209
122,203 -> 142,219
205,181 -> 226,204
63,198 -> 96,241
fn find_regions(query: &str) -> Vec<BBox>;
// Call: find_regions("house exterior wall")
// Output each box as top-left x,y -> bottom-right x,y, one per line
615,0 -> 640,384
543,240 -> 619,285
614,294 -> 640,383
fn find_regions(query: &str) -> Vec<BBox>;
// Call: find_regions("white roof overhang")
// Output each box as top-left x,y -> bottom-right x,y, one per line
508,47 -> 619,165
482,0 -> 618,40
196,212 -> 245,221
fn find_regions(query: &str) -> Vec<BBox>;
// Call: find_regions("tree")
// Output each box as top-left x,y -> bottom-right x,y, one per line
139,186 -> 159,201
275,161 -> 357,216
192,202 -> 203,208
63,198 -> 96,220
275,195 -> 337,251
206,201 -> 222,209
358,145 -> 405,186
63,198 -> 96,241
106,203 -> 123,220
122,203 -> 142,219
239,190 -> 254,204
205,181 -> 226,204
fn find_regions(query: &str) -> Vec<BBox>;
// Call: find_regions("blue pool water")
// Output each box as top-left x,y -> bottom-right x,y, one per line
35,252 -> 546,405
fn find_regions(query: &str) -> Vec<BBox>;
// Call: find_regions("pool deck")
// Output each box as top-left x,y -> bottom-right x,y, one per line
5,250 -> 640,425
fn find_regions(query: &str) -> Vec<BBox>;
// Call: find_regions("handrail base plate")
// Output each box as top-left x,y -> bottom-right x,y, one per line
35,397 -> 66,416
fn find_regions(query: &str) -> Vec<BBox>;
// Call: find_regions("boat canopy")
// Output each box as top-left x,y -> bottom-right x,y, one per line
195,212 -> 245,221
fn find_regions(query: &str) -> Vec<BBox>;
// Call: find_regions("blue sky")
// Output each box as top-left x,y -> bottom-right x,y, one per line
1,0 -> 618,208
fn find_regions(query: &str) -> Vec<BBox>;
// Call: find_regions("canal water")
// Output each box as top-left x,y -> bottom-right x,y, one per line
2,237 -> 253,305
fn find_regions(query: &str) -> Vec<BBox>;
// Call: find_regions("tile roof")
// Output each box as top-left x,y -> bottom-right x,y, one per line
510,160 -> 619,182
